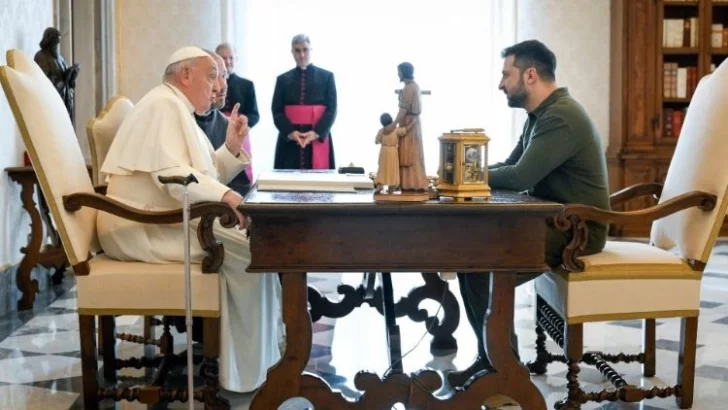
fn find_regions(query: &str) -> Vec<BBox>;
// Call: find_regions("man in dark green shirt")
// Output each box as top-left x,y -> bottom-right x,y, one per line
448,40 -> 611,390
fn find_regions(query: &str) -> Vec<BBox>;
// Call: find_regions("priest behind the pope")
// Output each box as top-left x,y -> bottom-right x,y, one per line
97,46 -> 283,393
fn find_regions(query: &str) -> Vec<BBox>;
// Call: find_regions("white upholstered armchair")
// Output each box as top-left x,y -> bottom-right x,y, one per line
1,49 -> 233,409
86,95 -> 133,186
528,66 -> 728,409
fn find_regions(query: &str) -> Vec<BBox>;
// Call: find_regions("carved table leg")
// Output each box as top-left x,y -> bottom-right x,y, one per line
381,273 -> 402,374
14,177 -> 42,310
282,271 -> 544,409
307,272 -> 460,356
439,272 -> 547,410
250,272 -> 312,409
9,175 -> 69,310
411,272 -> 459,355
38,191 -> 66,285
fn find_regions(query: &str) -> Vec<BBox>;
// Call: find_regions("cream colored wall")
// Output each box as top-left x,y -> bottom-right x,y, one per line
0,0 -> 54,268
515,0 -> 611,150
116,0 -> 226,103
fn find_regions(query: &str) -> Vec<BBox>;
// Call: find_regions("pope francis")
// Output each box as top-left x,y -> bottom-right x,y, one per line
97,46 -> 283,393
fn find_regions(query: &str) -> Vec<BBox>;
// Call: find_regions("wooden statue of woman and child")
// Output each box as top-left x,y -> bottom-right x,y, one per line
374,62 -> 429,202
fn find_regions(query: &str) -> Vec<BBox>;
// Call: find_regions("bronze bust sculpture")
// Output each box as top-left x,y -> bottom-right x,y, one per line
34,27 -> 79,123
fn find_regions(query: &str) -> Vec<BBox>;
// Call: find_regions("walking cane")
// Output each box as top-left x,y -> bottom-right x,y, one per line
158,173 -> 199,409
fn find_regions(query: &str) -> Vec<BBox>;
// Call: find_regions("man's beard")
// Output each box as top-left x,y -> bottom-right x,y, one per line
506,80 -> 527,108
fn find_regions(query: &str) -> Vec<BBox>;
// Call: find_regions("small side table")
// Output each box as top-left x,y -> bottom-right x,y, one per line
5,166 -> 89,310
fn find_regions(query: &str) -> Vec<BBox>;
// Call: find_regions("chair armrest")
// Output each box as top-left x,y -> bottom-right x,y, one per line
610,182 -> 663,207
553,190 -> 717,272
93,185 -> 107,195
62,192 -> 237,273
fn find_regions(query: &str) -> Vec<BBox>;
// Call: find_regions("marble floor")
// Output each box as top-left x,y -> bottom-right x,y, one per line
2,242 -> 728,409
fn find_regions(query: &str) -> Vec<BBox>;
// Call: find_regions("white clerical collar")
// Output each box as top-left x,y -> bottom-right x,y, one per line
163,82 -> 195,114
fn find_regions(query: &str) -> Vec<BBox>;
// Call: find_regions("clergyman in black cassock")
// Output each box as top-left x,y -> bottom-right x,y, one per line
271,34 -> 337,170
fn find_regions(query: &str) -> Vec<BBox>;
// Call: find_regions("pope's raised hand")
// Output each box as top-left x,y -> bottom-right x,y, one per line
225,103 -> 249,157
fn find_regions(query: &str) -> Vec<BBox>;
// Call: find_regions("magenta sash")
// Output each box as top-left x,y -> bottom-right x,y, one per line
222,111 -> 254,183
284,104 -> 330,169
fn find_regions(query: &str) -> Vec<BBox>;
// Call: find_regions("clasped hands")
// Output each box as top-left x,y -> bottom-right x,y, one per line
288,130 -> 319,148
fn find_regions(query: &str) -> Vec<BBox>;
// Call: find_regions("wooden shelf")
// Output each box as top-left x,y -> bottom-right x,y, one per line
664,0 -> 698,5
713,1 -> 728,6
663,97 -> 692,103
663,47 -> 700,54
711,48 -> 728,55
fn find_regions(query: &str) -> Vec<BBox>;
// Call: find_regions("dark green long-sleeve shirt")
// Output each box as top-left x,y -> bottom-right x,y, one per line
490,87 -> 610,259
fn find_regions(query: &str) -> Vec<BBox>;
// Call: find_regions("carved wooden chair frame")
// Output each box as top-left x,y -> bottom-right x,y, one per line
63,191 -> 236,409
84,95 -> 165,359
526,182 -> 716,410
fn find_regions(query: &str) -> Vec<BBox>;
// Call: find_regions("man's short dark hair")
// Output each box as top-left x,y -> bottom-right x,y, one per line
501,40 -> 556,82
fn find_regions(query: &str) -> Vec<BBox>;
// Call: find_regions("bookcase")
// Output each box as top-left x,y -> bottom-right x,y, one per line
608,0 -> 728,237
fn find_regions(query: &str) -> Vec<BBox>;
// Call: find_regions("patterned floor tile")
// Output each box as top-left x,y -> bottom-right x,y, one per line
9,325 -> 59,337
24,374 -> 84,393
606,320 -> 664,329
0,384 -> 79,410
695,364 -> 728,381
655,338 -> 705,352
700,300 -> 723,309
0,330 -> 81,354
35,307 -> 78,316
0,347 -> 45,360
54,350 -> 83,359
710,315 -> 728,325
0,355 -> 82,383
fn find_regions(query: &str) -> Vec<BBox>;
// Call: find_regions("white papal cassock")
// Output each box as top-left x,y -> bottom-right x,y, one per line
97,80 -> 283,393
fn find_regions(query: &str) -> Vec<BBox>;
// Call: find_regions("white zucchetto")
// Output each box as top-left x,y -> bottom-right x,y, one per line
166,46 -> 209,66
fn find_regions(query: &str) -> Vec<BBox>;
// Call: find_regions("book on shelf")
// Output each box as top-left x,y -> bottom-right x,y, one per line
711,24 -> 728,48
663,62 -> 698,98
255,170 -> 374,192
663,18 -> 698,48
662,107 -> 687,138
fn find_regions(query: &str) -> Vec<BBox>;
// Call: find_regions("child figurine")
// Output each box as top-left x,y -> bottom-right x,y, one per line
375,113 -> 406,193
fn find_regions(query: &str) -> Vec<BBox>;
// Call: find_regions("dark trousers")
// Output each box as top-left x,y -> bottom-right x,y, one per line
457,226 -> 570,362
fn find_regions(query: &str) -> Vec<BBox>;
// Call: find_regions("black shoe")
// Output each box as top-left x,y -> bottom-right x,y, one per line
446,357 -> 494,388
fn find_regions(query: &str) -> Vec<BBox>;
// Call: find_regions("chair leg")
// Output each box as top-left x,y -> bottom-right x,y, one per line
642,318 -> 656,377
528,322 -> 550,375
677,316 -> 698,409
79,314 -> 99,410
143,315 -> 155,340
96,317 -> 104,355
202,317 -> 230,410
555,323 -> 584,410
100,315 -> 117,382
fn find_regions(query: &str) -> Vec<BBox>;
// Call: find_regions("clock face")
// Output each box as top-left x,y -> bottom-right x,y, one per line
462,144 -> 484,183
465,147 -> 480,162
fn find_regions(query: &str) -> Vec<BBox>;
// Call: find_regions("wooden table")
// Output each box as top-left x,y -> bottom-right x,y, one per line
5,166 -> 70,309
240,188 -> 562,409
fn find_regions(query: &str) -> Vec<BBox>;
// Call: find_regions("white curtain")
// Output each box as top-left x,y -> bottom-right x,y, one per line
228,0 -> 518,176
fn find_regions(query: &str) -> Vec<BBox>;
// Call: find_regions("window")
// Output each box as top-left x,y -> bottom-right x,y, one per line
229,0 -> 517,175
